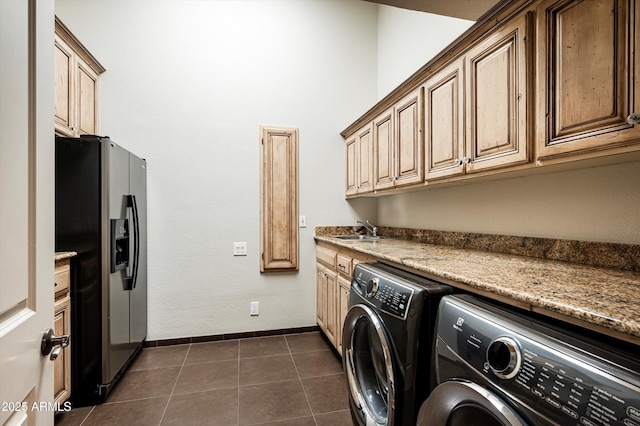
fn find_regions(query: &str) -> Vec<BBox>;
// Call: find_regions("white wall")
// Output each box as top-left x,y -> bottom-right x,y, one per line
378,162 -> 640,244
55,0 -> 379,340
376,5 -> 473,98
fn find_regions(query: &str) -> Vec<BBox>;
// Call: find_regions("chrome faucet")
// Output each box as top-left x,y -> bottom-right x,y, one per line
356,220 -> 378,237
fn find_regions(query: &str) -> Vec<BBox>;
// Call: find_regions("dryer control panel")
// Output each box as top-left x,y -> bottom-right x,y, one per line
352,264 -> 415,320
436,295 -> 640,426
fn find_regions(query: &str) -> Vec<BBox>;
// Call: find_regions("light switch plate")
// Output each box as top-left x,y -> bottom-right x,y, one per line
299,215 -> 307,228
233,242 -> 247,256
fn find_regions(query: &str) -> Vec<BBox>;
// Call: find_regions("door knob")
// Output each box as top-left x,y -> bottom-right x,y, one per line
41,328 -> 69,361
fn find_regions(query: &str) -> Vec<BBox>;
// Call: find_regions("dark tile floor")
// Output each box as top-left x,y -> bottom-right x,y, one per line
55,332 -> 353,426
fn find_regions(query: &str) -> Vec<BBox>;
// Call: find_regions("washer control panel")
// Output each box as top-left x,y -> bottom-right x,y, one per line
436,295 -> 640,426
352,264 -> 414,320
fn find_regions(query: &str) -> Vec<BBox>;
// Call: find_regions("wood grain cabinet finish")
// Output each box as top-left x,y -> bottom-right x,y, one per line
536,0 -> 640,159
345,124 -> 374,196
464,13 -> 532,173
424,58 -> 465,180
316,263 -> 337,347
54,17 -> 104,138
374,89 -> 424,190
315,242 -> 372,354
337,275 -> 351,355
260,126 -> 298,272
54,258 -> 72,407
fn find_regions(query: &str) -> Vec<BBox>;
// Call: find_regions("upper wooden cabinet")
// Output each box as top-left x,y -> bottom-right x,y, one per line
536,0 -> 640,159
425,14 -> 532,180
54,17 -> 105,137
342,0 -> 640,198
373,89 -> 424,190
464,13 -> 532,173
424,59 -> 465,180
345,124 -> 374,196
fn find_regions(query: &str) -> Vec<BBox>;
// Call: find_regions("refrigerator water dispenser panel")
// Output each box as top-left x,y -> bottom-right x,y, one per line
110,218 -> 129,272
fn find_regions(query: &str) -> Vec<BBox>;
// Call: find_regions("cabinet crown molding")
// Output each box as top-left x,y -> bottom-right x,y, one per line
55,16 -> 106,75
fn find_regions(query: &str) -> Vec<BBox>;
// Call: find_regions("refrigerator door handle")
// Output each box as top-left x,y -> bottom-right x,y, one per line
123,195 -> 140,291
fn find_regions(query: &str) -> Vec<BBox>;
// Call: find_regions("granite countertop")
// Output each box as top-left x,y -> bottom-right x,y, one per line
55,251 -> 77,261
315,233 -> 640,346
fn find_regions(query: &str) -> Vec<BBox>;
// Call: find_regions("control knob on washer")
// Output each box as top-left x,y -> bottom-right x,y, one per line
365,277 -> 379,297
487,336 -> 522,380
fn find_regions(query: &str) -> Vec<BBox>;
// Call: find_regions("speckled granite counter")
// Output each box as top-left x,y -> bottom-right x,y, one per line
315,232 -> 640,346
55,251 -> 77,261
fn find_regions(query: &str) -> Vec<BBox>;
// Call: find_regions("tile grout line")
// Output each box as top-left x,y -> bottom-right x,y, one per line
76,405 -> 95,426
157,343 -> 192,425
284,334 -> 319,426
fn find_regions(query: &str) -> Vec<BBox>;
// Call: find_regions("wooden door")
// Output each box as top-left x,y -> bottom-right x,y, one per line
394,88 -> 424,186
424,59 -> 465,180
465,13 -> 532,173
356,124 -> 374,194
53,297 -> 71,406
54,34 -> 75,137
536,0 -> 640,159
345,135 -> 358,196
337,276 -> 351,356
1,1 -> 56,424
76,59 -> 99,136
315,264 -> 327,332
324,267 -> 338,347
373,109 -> 395,190
260,126 -> 298,271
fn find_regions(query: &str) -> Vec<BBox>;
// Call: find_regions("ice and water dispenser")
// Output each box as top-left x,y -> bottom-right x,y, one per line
110,218 -> 129,272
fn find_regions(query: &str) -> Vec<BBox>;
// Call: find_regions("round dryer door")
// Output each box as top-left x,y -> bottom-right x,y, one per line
417,380 -> 528,426
342,304 -> 397,426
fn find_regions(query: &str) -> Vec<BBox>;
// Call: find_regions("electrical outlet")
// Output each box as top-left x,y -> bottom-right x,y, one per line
299,215 -> 307,228
233,242 -> 247,256
250,301 -> 259,316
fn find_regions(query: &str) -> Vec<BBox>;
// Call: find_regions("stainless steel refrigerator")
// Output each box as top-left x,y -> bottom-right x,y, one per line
55,135 -> 147,406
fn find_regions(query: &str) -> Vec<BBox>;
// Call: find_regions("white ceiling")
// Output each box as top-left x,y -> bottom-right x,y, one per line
364,0 -> 501,20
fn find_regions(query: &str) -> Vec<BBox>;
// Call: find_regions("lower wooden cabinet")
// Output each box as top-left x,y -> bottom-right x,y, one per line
315,241 -> 372,354
337,276 -> 351,355
54,255 -> 73,407
316,263 -> 338,346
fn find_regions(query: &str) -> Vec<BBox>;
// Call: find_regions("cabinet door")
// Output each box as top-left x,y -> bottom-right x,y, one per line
465,13 -> 532,173
54,35 -> 75,137
54,295 -> 71,406
536,0 -> 639,159
76,59 -> 99,136
315,264 -> 327,332
356,124 -> 374,193
325,268 -> 338,347
373,109 -> 395,190
395,88 -> 424,186
424,59 -> 465,180
345,135 -> 358,196
337,276 -> 351,356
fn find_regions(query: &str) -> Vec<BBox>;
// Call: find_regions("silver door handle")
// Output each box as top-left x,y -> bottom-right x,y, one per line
627,113 -> 640,125
41,328 -> 69,361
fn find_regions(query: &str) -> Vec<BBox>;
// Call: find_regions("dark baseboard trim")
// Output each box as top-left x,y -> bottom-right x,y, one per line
143,325 -> 321,348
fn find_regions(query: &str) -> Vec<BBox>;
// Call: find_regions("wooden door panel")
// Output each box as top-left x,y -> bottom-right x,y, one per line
54,37 -> 74,137
537,0 -> 638,158
345,136 -> 357,196
77,62 -> 98,136
395,89 -> 423,186
425,59 -> 465,180
373,110 -> 395,190
466,13 -> 531,172
357,124 -> 373,193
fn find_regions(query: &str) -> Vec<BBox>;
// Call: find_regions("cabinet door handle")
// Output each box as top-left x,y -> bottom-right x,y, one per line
627,113 -> 640,125
462,157 -> 473,164
454,159 -> 463,166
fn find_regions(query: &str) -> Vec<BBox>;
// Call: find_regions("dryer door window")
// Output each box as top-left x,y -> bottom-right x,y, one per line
343,304 -> 396,426
417,380 -> 528,426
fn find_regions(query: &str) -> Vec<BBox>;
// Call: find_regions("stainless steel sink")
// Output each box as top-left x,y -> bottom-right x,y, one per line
332,235 -> 383,241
